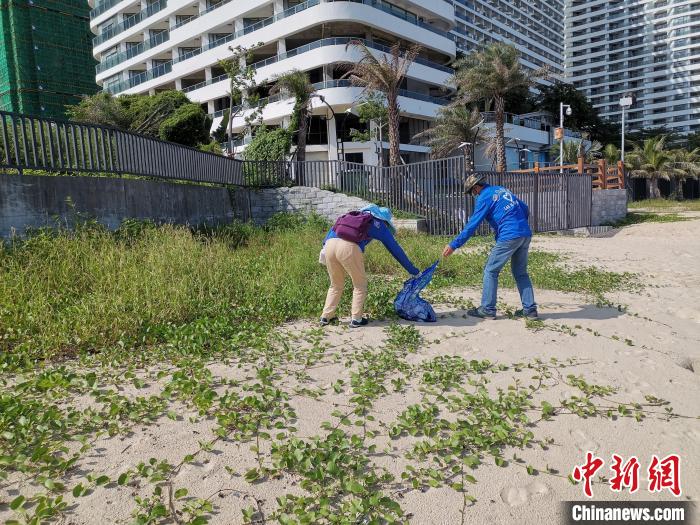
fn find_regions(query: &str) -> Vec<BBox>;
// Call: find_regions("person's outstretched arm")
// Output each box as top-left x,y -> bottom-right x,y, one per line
372,222 -> 419,275
443,194 -> 490,256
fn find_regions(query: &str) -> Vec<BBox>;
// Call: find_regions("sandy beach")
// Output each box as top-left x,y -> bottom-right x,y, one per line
2,216 -> 699,525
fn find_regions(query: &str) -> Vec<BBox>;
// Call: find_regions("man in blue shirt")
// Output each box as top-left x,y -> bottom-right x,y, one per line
442,174 -> 538,320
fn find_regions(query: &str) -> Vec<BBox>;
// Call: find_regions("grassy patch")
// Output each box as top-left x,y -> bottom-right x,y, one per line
0,215 -> 634,363
611,212 -> 692,227
628,198 -> 700,212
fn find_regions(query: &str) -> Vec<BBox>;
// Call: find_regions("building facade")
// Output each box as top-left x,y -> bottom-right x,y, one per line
451,0 -> 567,169
565,0 -> 700,135
0,0 -> 98,117
90,0 -> 458,163
89,0 -> 572,165
452,0 -> 565,77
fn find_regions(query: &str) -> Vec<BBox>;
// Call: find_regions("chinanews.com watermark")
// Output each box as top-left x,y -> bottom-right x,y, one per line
561,453 -> 695,524
563,502 -> 694,524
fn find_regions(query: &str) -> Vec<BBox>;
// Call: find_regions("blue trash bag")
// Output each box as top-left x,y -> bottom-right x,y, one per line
394,260 -> 439,322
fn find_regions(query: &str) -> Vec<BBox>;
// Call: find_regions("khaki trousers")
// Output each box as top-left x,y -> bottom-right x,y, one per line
321,238 -> 368,320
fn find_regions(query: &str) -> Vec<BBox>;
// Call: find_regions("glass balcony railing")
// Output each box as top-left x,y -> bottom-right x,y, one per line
105,0 -> 455,94
183,37 -> 453,94
96,30 -> 169,74
327,0 -> 453,39
208,80 -> 449,119
91,0 -> 128,19
93,0 -> 167,47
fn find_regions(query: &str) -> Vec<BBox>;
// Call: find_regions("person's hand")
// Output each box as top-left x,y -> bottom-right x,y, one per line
442,245 -> 454,258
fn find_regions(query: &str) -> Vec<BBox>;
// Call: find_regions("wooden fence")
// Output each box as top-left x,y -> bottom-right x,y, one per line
512,159 -> 625,190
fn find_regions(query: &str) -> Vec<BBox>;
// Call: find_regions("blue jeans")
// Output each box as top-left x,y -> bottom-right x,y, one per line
481,236 -> 536,315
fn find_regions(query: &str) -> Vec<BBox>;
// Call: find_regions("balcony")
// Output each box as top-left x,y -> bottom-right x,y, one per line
109,34 -> 453,95
91,0 -> 132,19
210,79 -> 449,118
96,30 -> 169,74
93,0 -> 167,47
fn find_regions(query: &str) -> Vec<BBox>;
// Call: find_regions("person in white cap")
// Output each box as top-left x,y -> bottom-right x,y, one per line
320,204 -> 419,328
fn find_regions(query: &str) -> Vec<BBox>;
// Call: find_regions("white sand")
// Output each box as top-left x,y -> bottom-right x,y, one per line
2,217 -> 699,525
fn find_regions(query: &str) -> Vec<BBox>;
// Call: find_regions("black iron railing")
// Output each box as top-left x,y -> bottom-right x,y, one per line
1,110 -> 593,235
0,111 -> 244,185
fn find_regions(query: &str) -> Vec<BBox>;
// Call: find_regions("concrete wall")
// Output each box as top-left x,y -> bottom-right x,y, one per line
0,174 -> 373,238
591,189 -> 628,226
231,186 -> 371,224
0,174 -> 237,238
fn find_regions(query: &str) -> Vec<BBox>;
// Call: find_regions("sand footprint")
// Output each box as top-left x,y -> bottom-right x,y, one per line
570,428 -> 600,453
500,481 -> 549,507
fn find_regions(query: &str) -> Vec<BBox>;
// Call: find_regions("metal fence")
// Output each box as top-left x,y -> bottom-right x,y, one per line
0,110 -> 244,185
1,110 -> 593,236
230,157 -> 593,235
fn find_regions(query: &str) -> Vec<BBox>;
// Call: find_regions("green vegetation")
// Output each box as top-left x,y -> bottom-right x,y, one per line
270,70 -> 316,162
453,42 -> 547,172
413,104 -> 484,169
549,137 -> 602,165
343,41 -> 421,167
66,91 -> 212,150
347,91 -> 387,143
0,216 -> 663,525
626,136 -> 700,199
158,104 -> 211,147
1,215 -> 633,366
611,212 -> 692,227
243,126 -> 292,162
628,198 -> 700,211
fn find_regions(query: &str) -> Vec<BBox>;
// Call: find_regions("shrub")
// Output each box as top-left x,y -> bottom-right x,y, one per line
243,126 -> 292,162
199,140 -> 223,155
158,104 -> 211,147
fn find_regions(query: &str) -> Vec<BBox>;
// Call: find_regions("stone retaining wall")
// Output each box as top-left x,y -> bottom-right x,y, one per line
0,175 -> 376,238
0,174 -> 235,238
231,186 -> 371,224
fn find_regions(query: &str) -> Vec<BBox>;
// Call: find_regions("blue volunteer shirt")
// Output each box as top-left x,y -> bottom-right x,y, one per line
449,184 -> 532,250
324,218 -> 419,275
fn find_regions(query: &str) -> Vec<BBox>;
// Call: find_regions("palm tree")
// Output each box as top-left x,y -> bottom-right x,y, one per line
668,148 -> 700,199
625,135 -> 674,199
550,138 -> 602,164
270,70 -> 316,163
343,40 -> 422,167
453,42 -> 547,172
603,144 -> 620,166
412,104 -> 485,170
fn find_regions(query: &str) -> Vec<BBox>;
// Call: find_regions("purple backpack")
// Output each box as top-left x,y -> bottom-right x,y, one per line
332,211 -> 374,243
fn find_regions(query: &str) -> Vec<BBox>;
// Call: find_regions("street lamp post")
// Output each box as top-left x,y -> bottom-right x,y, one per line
619,95 -> 633,163
559,102 -> 572,173
315,94 -> 342,161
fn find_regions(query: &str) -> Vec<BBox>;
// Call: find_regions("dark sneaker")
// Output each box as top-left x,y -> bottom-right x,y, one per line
349,318 -> 369,328
320,317 -> 338,327
466,307 -> 496,320
514,309 -> 539,319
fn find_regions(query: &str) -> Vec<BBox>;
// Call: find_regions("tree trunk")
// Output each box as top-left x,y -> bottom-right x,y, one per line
647,177 -> 661,199
227,92 -> 234,155
387,92 -> 401,167
494,96 -> 506,173
677,178 -> 685,200
296,105 -> 308,164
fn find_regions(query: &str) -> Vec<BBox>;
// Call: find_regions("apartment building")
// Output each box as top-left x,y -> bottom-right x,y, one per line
89,0 -> 457,163
452,0 -> 565,76
565,0 -> 700,135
